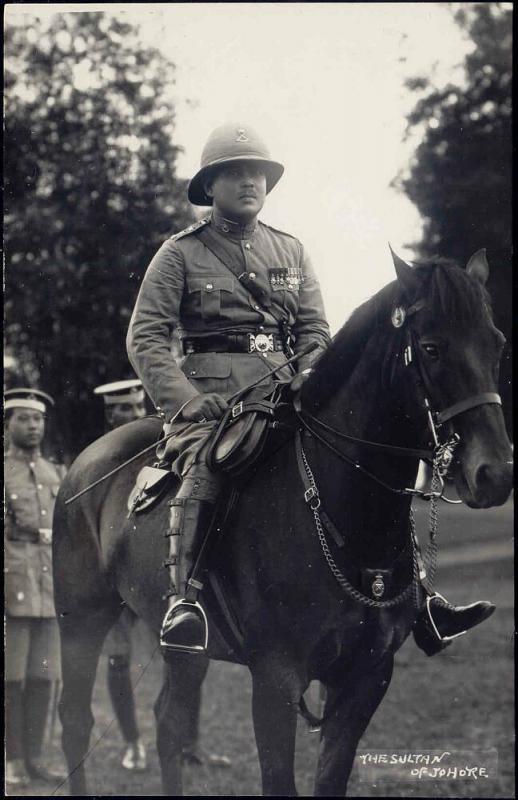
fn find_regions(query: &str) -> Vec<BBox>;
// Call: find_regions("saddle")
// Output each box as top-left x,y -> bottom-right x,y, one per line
128,382 -> 294,514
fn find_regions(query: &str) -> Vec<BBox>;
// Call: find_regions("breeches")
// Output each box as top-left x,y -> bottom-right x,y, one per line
5,617 -> 61,682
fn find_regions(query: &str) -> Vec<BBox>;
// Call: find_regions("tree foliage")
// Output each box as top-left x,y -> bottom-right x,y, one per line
395,3 -> 512,433
5,12 -> 195,457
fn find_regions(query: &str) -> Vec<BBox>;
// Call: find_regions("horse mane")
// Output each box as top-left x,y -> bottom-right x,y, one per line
302,257 -> 490,412
301,281 -> 398,412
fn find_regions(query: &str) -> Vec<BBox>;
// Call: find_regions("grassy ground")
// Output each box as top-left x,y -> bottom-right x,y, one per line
11,496 -> 514,797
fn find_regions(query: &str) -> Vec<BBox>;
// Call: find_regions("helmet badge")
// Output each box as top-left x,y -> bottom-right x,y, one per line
236,128 -> 249,142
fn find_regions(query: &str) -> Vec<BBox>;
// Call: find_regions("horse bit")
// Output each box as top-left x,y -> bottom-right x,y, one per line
295,298 -> 502,609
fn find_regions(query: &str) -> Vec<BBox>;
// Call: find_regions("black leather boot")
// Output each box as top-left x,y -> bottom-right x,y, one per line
160,469 -> 220,654
413,592 -> 496,656
6,680 -> 30,786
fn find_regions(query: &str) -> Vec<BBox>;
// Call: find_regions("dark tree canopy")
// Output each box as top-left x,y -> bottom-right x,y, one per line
395,3 -> 512,434
4,12 -> 195,458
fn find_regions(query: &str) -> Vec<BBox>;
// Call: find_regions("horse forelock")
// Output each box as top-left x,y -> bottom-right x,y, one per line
420,258 -> 491,323
302,258 -> 493,411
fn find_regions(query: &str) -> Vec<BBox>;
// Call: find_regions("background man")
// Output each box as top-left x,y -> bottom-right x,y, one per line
94,378 -> 148,771
94,376 -> 229,767
4,388 -> 66,787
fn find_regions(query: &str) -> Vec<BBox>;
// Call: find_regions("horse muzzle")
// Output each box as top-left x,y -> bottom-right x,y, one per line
454,455 -> 513,508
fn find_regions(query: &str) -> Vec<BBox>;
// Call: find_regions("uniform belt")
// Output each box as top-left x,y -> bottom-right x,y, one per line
8,526 -> 40,543
183,332 -> 285,355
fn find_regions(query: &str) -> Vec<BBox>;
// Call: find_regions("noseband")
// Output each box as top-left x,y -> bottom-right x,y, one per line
297,298 -> 502,500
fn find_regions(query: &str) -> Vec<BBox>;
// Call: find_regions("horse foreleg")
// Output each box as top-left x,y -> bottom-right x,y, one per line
154,652 -> 209,795
58,605 -> 119,796
250,652 -> 305,797
314,654 -> 394,797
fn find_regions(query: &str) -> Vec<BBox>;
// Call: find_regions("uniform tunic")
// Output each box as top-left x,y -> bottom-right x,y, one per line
127,213 -> 331,423
4,448 -> 64,617
4,447 -> 64,681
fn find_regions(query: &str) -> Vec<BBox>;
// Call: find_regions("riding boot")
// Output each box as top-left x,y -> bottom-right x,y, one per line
160,467 -> 221,654
6,680 -> 30,786
413,592 -> 496,656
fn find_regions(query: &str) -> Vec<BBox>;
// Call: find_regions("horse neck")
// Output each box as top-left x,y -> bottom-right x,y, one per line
306,328 -> 420,564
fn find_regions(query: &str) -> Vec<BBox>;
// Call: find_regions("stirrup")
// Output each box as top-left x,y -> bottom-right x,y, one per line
160,598 -> 209,654
426,592 -> 468,643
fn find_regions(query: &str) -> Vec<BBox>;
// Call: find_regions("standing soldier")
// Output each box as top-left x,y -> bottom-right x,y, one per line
4,388 -> 66,787
93,379 -> 148,771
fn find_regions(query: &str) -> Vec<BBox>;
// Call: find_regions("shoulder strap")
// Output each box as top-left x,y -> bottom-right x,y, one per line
171,218 -> 210,242
195,225 -> 272,309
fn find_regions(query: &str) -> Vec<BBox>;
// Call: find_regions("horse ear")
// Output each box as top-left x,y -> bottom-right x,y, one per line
466,248 -> 489,285
389,244 -> 421,300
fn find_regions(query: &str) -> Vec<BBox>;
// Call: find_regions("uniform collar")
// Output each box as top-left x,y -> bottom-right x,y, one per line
6,446 -> 42,462
210,208 -> 258,240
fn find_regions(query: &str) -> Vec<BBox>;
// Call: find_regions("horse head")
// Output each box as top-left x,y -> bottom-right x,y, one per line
391,247 -> 512,508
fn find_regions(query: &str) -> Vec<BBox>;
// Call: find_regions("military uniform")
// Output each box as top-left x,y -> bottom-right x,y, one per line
4,387 -> 66,786
126,122 -> 331,654
127,211 -> 330,425
93,378 -> 148,771
5,446 -> 64,681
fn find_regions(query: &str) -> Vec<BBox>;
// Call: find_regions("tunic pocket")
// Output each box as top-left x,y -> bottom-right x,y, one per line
182,353 -> 232,396
4,556 -> 30,617
186,276 -> 235,321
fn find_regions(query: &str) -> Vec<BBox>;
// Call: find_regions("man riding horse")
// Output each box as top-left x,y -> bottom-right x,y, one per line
126,122 -> 494,656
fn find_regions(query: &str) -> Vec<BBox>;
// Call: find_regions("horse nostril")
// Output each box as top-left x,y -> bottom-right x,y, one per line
474,461 -> 513,498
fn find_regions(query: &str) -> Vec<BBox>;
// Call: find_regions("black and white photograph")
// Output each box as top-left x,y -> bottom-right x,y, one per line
4,3 -> 513,796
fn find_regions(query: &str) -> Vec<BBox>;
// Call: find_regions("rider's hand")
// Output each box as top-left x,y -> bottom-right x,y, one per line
290,368 -> 313,393
181,393 -> 229,422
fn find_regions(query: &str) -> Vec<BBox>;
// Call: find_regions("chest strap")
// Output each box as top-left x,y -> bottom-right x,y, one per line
195,225 -> 272,309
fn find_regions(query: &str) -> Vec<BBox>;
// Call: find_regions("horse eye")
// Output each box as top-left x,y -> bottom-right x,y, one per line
421,342 -> 440,359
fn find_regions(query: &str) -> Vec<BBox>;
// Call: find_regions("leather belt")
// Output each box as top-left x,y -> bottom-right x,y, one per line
8,526 -> 41,544
183,332 -> 285,355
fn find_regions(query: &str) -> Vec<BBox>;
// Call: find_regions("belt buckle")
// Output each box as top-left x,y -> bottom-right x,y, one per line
232,401 -> 244,419
249,333 -> 274,353
39,528 -> 52,544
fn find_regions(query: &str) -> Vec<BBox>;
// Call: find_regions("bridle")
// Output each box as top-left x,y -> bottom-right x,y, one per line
291,296 -> 502,618
296,297 -> 502,502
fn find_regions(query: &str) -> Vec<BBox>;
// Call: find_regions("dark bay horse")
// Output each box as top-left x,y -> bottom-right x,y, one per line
53,250 -> 512,796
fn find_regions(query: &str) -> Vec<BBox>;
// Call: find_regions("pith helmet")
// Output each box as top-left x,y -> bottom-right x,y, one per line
188,123 -> 284,206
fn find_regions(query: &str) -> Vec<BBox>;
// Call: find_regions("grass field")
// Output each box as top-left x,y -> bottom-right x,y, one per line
12,495 -> 514,797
